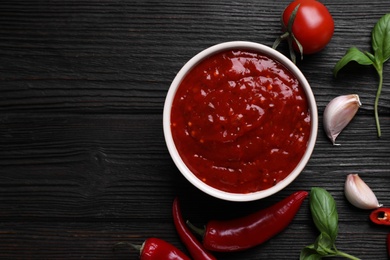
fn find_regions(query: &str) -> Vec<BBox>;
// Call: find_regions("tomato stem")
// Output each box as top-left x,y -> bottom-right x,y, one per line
272,4 -> 302,64
272,31 -> 289,48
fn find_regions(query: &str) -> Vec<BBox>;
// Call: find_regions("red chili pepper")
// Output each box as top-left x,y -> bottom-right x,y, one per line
370,208 -> 390,226
187,190 -> 308,252
116,238 -> 191,260
172,197 -> 217,260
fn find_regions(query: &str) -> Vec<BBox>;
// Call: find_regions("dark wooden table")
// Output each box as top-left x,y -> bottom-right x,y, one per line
1,0 -> 389,259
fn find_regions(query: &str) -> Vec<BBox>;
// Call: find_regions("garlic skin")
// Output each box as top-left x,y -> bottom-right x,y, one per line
344,174 -> 382,210
323,94 -> 361,145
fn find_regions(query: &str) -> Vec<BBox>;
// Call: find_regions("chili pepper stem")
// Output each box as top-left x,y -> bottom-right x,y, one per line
113,241 -> 142,252
173,198 -> 217,260
186,220 -> 205,237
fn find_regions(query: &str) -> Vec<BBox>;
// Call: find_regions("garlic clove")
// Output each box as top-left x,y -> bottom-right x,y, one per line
323,94 -> 361,145
344,174 -> 382,210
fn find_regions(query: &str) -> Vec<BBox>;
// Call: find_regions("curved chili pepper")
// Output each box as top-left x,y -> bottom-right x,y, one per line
172,197 -> 217,260
370,208 -> 390,226
188,190 -> 308,252
116,238 -> 191,260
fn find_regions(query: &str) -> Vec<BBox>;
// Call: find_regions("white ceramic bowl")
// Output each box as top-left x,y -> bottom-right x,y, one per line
163,41 -> 318,201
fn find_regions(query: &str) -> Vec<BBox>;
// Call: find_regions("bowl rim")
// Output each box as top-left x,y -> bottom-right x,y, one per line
163,41 -> 318,201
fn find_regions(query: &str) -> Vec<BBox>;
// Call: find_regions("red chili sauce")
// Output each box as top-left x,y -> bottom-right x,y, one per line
171,49 -> 311,194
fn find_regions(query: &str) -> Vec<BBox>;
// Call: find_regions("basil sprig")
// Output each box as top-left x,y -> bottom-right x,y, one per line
300,188 -> 360,260
334,13 -> 390,138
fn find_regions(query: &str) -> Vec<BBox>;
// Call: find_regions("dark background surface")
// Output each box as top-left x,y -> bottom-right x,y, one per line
0,0 -> 389,259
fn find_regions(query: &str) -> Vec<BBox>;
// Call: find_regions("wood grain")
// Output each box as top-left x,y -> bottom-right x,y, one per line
0,0 -> 389,259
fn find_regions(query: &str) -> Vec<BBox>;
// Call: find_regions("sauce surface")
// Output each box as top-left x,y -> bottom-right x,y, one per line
171,49 -> 311,193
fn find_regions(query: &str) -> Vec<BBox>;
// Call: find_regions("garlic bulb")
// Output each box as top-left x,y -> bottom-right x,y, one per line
323,94 -> 361,145
344,174 -> 382,210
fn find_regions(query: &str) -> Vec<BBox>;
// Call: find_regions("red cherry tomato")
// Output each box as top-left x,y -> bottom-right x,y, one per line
282,0 -> 334,54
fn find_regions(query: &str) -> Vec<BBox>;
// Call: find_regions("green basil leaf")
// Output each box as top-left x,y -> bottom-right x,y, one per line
314,232 -> 335,256
309,187 -> 339,243
372,13 -> 390,63
300,246 -> 323,260
333,47 -> 373,77
364,51 -> 376,63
